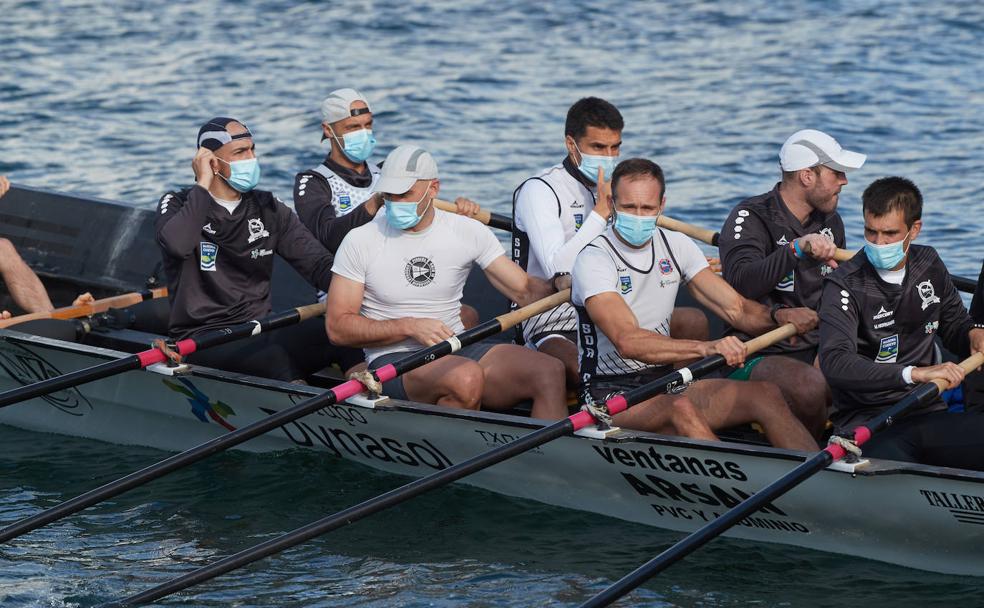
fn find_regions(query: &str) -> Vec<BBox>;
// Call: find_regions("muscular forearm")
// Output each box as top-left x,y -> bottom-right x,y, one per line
729,300 -> 776,336
327,314 -> 412,348
617,330 -> 707,366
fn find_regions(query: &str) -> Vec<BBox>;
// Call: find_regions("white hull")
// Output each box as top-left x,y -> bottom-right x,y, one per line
2,330 -> 984,575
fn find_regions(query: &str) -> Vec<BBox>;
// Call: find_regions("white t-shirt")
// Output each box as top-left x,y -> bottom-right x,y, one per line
332,209 -> 506,362
572,227 -> 709,378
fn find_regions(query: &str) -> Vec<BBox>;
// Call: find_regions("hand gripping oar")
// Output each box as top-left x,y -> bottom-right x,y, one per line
0,290 -> 570,547
432,198 -> 512,231
0,301 -> 324,409
0,287 -> 167,329
578,350 -> 984,608
107,323 -> 797,607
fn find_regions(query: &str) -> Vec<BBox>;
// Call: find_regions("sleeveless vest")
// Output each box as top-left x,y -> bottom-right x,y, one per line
310,163 -> 380,216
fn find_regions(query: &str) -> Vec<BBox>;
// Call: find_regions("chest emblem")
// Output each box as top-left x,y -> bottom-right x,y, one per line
574,213 -> 584,230
876,334 -> 899,363
202,223 -> 216,235
917,280 -> 941,310
819,227 -> 835,241
200,242 -> 218,272
776,271 -> 795,292
658,259 -> 673,275
338,194 -> 352,212
619,274 -> 633,295
247,218 -> 270,244
405,256 -> 436,287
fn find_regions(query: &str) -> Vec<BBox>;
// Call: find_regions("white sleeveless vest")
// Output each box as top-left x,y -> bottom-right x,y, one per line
310,163 -> 381,216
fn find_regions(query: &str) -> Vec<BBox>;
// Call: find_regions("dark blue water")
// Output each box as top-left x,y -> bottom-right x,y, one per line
2,0 -> 983,605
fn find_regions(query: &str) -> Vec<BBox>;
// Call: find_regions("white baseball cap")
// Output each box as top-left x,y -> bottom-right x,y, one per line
779,129 -> 866,172
320,88 -> 372,125
375,145 -> 439,195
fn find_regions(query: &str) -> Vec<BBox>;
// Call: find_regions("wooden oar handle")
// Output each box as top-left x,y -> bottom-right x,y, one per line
0,287 -> 168,329
495,289 -> 571,330
296,302 -> 327,322
930,351 -> 984,392
744,323 -> 798,355
434,198 -> 492,225
657,215 -> 718,247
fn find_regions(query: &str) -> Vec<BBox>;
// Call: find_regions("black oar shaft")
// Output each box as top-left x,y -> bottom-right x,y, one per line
0,355 -> 140,408
113,419 -> 575,607
578,373 -> 953,607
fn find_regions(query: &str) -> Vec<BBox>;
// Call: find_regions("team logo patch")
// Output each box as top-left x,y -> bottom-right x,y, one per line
619,274 -> 633,294
247,218 -> 270,243
819,227 -> 835,241
917,280 -> 941,310
200,242 -> 218,272
339,194 -> 352,211
925,320 -> 939,335
658,258 -> 673,275
776,271 -> 794,292
405,256 -> 436,287
876,334 -> 899,363
574,213 -> 584,230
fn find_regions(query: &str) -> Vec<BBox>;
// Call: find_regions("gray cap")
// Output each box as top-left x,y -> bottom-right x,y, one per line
320,88 -> 372,124
375,145 -> 439,195
779,129 -> 866,172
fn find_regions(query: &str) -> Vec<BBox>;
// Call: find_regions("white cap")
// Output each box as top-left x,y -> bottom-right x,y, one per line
320,88 -> 372,124
779,129 -> 866,172
375,145 -> 439,195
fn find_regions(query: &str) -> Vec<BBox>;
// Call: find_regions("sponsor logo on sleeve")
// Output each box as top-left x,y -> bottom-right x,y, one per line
200,242 -> 218,271
876,334 -> 899,363
247,218 -> 270,243
917,280 -> 941,310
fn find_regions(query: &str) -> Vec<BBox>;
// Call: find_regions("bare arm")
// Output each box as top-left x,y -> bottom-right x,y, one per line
483,255 -> 555,307
325,274 -> 455,347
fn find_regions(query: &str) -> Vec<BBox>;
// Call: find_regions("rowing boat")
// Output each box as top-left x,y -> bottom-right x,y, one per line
2,184 -> 984,576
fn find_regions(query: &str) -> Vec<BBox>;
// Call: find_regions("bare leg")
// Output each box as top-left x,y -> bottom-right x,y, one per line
750,356 -> 830,439
670,306 -> 709,341
535,336 -> 580,387
0,238 -> 54,313
684,379 -> 819,451
400,355 -> 484,410
612,393 -> 718,440
476,344 -> 568,419
460,304 -> 480,329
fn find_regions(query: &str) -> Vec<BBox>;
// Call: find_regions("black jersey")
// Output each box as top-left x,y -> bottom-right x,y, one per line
293,156 -> 378,253
818,245 -> 975,429
971,259 -> 984,324
156,185 -> 333,340
719,184 -> 847,355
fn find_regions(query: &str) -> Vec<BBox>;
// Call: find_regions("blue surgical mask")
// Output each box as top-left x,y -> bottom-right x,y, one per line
331,127 -> 376,163
217,157 -> 261,193
614,210 -> 659,246
864,231 -> 910,270
574,142 -> 617,184
384,186 -> 432,230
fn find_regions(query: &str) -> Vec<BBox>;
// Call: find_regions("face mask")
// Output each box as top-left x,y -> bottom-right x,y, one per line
384,185 -> 432,230
330,127 -> 376,163
614,209 -> 659,246
864,231 -> 910,270
573,141 -> 617,184
217,157 -> 261,193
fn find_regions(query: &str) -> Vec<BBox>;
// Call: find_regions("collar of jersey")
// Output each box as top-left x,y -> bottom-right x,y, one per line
323,154 -> 373,188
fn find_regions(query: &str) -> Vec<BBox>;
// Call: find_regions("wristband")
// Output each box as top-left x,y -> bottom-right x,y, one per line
902,365 -> 916,385
791,240 -> 804,259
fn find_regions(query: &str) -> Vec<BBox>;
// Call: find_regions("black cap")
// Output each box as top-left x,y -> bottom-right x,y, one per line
197,117 -> 253,151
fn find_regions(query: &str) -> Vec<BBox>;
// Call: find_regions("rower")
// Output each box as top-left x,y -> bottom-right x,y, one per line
293,88 -> 481,327
512,97 -> 708,386
819,177 -> 984,469
326,144 -> 568,419
571,158 -> 818,451
1,175 -> 93,319
718,129 -> 866,437
155,117 -> 363,381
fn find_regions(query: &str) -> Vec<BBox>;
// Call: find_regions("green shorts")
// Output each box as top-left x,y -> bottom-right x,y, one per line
725,355 -> 765,381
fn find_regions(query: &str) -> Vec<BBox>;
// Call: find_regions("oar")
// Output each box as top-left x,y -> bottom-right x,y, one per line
0,290 -> 570,546
0,302 -> 324,410
578,350 -> 984,608
0,287 -> 167,329
108,323 -> 797,607
433,198 -> 512,231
